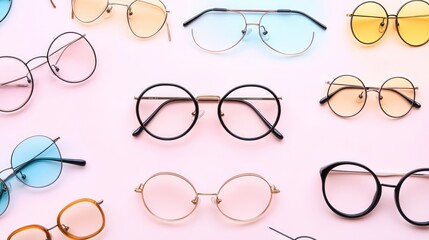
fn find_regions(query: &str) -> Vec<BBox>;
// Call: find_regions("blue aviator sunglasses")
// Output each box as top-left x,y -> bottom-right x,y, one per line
0,0 -> 56,23
0,135 -> 86,216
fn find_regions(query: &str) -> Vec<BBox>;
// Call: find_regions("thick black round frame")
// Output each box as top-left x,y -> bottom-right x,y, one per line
349,0 -> 429,47
319,75 -> 421,118
320,161 -> 429,226
134,83 -> 283,141
0,31 -> 97,112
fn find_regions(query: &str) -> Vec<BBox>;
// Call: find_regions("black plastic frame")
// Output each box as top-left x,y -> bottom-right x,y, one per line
133,83 -> 283,141
0,135 -> 86,216
349,0 -> 429,46
319,74 -> 421,118
320,161 -> 429,226
0,31 -> 97,112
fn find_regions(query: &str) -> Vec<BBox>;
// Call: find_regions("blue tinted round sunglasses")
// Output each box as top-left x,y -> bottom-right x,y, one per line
0,135 -> 86,216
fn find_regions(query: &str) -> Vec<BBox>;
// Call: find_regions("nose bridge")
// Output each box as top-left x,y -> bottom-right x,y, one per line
366,86 -> 380,94
381,183 -> 397,188
197,192 -> 218,196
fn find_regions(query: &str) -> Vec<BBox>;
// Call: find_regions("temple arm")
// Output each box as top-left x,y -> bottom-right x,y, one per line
183,8 -> 327,30
319,84 -> 421,108
133,97 -> 283,139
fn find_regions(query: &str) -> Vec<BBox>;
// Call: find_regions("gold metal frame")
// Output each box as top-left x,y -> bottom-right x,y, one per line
135,172 -> 279,223
7,198 -> 105,240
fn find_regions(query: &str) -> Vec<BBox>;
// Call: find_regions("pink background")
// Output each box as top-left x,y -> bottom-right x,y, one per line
1,0 -> 428,239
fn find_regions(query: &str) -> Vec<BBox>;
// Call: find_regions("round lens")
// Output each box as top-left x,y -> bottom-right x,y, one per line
323,164 -> 379,216
259,12 -> 316,54
397,169 -> 429,225
0,179 -> 10,216
0,57 -> 34,112
351,2 -> 388,44
397,0 -> 429,46
58,199 -> 105,239
379,77 -> 415,117
219,85 -> 280,140
327,75 -> 366,117
141,173 -> 197,221
72,0 -> 108,23
0,0 -> 12,22
189,11 -> 246,52
11,135 -> 62,188
47,32 -> 97,83
128,0 -> 167,38
217,174 -> 273,222
136,84 -> 198,140
8,225 -> 49,240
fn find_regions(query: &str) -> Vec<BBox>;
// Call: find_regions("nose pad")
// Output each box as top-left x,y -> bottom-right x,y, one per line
378,94 -> 384,101
356,91 -> 365,103
128,7 -> 133,16
191,110 -> 205,119
5,182 -> 11,192
379,19 -> 387,33
260,26 -> 269,41
191,196 -> 199,205
103,5 -> 114,19
242,28 -> 252,40
211,196 -> 222,205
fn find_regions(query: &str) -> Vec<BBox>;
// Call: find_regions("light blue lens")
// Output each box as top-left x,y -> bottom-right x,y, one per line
0,0 -> 12,22
0,179 -> 10,215
259,12 -> 318,54
11,136 -> 62,188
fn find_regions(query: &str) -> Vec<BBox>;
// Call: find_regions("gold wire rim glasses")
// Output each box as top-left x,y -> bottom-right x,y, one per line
71,0 -> 171,41
347,0 -> 429,46
135,172 -> 280,223
7,198 -> 105,240
319,75 -> 421,118
183,8 -> 327,55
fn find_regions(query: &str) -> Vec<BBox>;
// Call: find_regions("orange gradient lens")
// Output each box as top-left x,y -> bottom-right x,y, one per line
72,0 -> 108,23
327,75 -> 366,117
379,77 -> 415,117
397,0 -> 429,46
351,2 -> 388,44
128,0 -> 167,38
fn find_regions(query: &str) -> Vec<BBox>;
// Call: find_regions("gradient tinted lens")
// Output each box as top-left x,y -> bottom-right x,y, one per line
327,75 -> 366,117
72,0 -> 108,22
324,164 -> 378,216
190,11 -> 245,52
351,2 -> 388,44
0,0 -> 11,22
141,173 -> 197,221
217,174 -> 272,221
379,77 -> 415,117
0,179 -> 10,215
58,199 -> 104,238
47,32 -> 96,83
137,85 -> 197,140
11,136 -> 62,188
0,57 -> 33,112
128,0 -> 167,38
397,0 -> 429,46
219,86 -> 279,140
259,12 -> 315,54
8,226 -> 49,240
397,170 -> 429,224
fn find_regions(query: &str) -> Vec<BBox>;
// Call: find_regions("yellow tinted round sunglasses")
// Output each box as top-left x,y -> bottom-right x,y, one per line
348,0 -> 429,46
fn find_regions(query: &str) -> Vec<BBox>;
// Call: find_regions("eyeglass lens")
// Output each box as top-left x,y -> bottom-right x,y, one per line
190,11 -> 316,54
0,0 -> 12,22
140,173 -> 273,222
351,1 -> 429,46
72,0 -> 167,38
